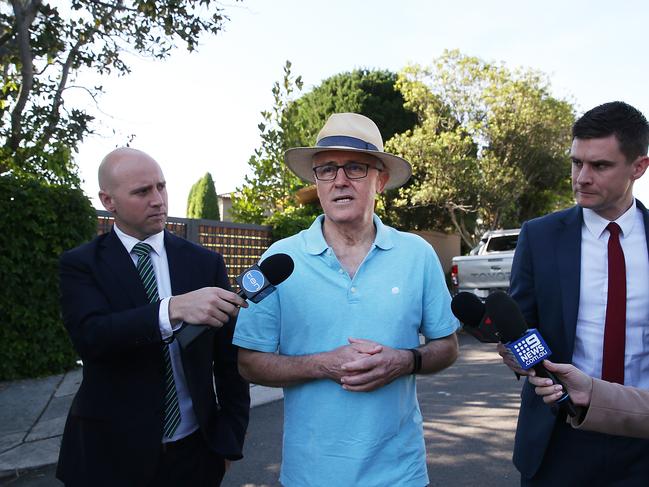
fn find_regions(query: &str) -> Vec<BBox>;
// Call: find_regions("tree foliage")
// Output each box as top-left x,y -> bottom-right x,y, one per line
0,175 -> 96,379
387,50 -> 575,248
187,172 -> 220,220
229,60 -> 308,228
284,69 -> 418,148
0,0 -> 232,185
230,64 -> 418,238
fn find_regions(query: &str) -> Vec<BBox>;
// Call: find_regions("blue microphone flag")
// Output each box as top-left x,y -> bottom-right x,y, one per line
506,329 -> 552,370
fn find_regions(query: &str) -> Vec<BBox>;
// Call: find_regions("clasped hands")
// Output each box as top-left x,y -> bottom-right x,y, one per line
325,338 -> 412,393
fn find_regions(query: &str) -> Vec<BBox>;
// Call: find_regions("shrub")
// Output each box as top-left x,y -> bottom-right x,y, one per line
266,204 -> 320,241
0,175 -> 96,380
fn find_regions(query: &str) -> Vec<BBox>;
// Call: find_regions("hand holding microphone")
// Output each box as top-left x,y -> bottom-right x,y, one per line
485,291 -> 578,417
176,253 -> 294,348
529,361 -> 594,408
169,286 -> 247,329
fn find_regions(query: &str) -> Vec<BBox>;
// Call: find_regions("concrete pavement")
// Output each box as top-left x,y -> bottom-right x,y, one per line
0,333 -> 524,486
0,369 -> 282,481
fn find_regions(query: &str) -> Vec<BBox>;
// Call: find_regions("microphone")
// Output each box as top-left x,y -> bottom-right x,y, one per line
236,253 -> 294,303
485,291 -> 577,417
176,253 -> 295,349
450,292 -> 499,343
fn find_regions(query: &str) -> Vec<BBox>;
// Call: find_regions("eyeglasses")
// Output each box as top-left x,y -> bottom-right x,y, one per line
312,162 -> 383,181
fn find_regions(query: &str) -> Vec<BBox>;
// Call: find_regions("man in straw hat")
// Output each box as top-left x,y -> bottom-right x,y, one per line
233,113 -> 459,486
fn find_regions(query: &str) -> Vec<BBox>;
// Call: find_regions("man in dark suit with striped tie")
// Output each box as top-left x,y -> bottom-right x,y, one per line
57,148 -> 250,486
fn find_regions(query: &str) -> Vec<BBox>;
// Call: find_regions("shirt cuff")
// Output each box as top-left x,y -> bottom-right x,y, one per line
159,297 -> 183,339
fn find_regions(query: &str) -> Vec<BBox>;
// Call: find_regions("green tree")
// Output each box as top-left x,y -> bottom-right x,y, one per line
231,65 -> 418,238
230,60 -> 307,229
387,50 -> 575,248
0,0 -> 233,185
285,69 -> 418,147
187,172 -> 220,220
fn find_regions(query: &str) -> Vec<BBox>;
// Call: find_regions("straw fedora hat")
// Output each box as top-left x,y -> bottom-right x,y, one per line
284,113 -> 412,190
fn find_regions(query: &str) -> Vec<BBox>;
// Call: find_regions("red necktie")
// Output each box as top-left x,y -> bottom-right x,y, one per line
601,222 -> 626,384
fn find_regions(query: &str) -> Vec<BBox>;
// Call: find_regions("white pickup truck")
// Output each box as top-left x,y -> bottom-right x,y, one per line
450,228 -> 520,299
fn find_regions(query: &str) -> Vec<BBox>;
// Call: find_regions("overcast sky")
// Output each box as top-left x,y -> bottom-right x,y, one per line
68,0 -> 649,217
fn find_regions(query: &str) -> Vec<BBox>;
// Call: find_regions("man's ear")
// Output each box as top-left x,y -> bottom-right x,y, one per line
632,155 -> 649,181
98,190 -> 115,212
375,170 -> 390,193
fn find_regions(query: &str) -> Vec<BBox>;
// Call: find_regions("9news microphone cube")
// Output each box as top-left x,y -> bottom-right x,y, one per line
236,264 -> 276,303
505,329 -> 552,370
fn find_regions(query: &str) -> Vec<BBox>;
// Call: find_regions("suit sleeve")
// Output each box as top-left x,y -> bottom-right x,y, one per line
571,379 -> 649,438
59,250 -> 162,361
211,254 -> 250,459
509,222 -> 539,327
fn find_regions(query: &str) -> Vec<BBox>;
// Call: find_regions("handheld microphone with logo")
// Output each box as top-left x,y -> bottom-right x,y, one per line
235,253 -> 294,303
176,253 -> 294,349
485,291 -> 577,417
450,292 -> 499,343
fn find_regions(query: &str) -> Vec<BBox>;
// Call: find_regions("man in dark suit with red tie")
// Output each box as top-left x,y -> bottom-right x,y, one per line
499,102 -> 649,486
57,148 -> 250,486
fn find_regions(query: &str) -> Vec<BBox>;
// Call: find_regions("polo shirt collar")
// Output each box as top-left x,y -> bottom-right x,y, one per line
304,214 -> 394,255
372,214 -> 393,250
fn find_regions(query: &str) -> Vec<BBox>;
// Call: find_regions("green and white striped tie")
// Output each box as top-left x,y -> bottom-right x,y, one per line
132,242 -> 181,439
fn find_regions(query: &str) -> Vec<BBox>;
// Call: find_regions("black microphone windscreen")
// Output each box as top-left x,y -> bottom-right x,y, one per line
485,291 -> 527,342
259,253 -> 294,285
451,292 -> 485,328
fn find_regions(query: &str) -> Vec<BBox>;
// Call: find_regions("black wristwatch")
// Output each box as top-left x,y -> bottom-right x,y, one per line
409,348 -> 423,374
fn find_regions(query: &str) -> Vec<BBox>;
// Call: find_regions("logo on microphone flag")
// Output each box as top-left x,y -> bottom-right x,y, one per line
506,329 -> 552,370
242,269 -> 265,293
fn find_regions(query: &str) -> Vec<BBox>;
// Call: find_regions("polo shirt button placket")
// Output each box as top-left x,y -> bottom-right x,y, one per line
348,284 -> 360,303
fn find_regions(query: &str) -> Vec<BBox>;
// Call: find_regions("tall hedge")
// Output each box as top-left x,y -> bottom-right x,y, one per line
0,176 -> 96,380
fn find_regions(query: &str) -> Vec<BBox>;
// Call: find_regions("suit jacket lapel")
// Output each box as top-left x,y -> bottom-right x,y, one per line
556,200 -> 648,359
556,205 -> 582,356
165,231 -> 215,350
636,199 -> 649,251
99,229 -> 149,306
165,231 -> 192,296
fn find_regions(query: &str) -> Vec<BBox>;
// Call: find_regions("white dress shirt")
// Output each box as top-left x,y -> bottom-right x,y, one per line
113,225 -> 199,442
573,200 -> 649,389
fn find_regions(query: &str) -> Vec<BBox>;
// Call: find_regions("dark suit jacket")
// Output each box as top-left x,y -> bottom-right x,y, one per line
56,229 -> 250,487
510,200 -> 649,478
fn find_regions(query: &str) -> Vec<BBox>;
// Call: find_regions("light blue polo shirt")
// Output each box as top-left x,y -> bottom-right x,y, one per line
233,214 -> 458,487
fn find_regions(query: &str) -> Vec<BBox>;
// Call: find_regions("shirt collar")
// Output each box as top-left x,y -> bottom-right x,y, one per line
304,214 -> 394,255
113,224 -> 165,256
373,214 -> 393,250
582,198 -> 637,240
